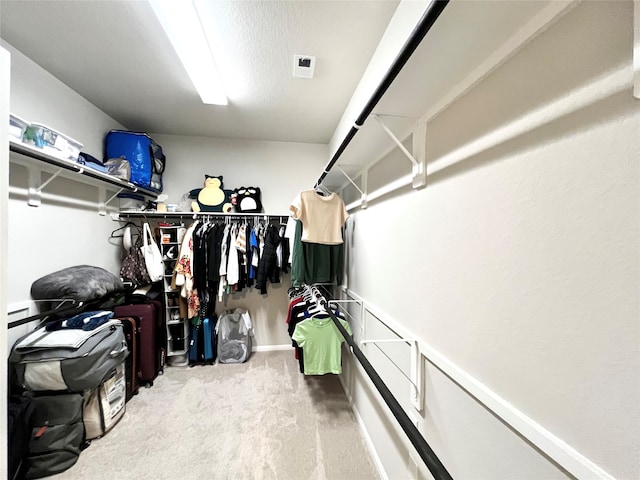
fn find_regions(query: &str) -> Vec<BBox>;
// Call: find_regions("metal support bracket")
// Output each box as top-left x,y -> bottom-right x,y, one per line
361,338 -> 424,411
372,114 -> 427,189
105,188 -> 125,206
98,187 -> 125,216
337,166 -> 364,196
27,166 -> 64,206
336,166 -> 367,209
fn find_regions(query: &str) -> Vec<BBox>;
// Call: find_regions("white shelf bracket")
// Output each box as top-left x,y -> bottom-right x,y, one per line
336,165 -> 368,209
634,0 -> 640,98
105,188 -> 125,206
27,166 -> 64,206
99,187 -> 125,215
360,338 -> 423,411
372,114 -> 426,189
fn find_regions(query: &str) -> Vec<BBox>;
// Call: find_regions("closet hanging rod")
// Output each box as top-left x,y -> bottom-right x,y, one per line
118,211 -> 289,218
306,285 -> 453,480
314,0 -> 449,188
7,289 -> 129,329
8,300 -> 80,329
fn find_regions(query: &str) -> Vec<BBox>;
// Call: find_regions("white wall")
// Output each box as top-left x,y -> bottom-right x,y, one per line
1,44 -> 11,480
4,40 -> 128,347
339,1 -> 639,479
152,133 -> 328,213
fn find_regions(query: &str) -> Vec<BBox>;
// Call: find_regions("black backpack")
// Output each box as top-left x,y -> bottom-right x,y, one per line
22,393 -> 86,479
8,394 -> 35,480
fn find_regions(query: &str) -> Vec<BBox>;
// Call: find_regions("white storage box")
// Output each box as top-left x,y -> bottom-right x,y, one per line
22,122 -> 83,162
118,194 -> 146,211
9,113 -> 29,141
83,362 -> 126,440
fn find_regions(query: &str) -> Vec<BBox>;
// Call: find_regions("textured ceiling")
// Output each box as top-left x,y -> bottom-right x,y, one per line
0,0 -> 399,144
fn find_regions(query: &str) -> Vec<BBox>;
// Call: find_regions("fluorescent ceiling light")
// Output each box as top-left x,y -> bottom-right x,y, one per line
149,0 -> 227,105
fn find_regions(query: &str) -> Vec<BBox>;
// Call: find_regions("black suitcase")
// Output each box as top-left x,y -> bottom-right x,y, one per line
117,316 -> 140,401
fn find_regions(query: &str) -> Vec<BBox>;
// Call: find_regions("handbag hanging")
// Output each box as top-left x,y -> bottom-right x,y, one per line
120,228 -> 152,286
141,222 -> 163,282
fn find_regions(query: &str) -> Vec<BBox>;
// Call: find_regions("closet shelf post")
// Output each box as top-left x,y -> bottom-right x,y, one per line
412,121 -> 427,189
360,169 -> 369,209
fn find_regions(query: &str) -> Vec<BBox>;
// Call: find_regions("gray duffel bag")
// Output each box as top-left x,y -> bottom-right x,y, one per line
10,319 -> 128,392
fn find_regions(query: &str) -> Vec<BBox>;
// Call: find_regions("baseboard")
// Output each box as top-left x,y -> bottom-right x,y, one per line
339,372 -> 388,480
252,344 -> 292,352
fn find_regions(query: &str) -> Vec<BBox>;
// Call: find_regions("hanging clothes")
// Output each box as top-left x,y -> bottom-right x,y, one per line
206,223 -> 224,299
171,216 -> 287,302
173,222 -> 200,319
248,227 -> 260,284
292,314 -> 351,375
217,224 -> 231,301
226,224 -> 240,287
289,189 -> 348,286
289,189 -> 349,245
255,224 -> 282,294
286,286 -> 349,375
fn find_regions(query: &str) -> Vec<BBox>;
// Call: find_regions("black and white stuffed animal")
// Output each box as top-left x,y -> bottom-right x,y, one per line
231,187 -> 262,213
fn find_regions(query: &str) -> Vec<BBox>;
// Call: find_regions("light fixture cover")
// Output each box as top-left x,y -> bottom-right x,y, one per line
150,0 -> 227,105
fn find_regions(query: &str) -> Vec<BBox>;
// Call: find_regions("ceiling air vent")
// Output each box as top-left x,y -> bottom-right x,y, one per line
293,55 -> 316,79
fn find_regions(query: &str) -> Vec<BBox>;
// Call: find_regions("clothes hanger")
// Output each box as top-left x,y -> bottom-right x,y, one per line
111,221 -> 140,251
314,183 -> 332,197
110,221 -> 138,238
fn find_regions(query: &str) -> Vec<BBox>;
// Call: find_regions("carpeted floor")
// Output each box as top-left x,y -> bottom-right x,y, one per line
50,349 -> 380,480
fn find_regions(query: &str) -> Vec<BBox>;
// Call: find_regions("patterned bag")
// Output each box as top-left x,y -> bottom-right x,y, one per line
120,232 -> 151,286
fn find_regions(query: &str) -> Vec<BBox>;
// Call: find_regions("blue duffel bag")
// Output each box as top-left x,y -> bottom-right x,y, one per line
105,130 -> 165,192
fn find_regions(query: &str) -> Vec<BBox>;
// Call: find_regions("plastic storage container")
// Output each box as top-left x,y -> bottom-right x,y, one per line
22,123 -> 83,162
9,114 -> 29,141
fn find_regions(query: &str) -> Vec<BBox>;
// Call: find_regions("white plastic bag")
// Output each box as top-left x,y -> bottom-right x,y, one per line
141,222 -> 163,282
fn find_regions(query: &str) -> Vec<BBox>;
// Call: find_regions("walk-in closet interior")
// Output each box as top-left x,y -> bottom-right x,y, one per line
2,1 -> 638,479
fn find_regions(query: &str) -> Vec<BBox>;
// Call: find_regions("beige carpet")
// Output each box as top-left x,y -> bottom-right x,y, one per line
50,350 -> 380,480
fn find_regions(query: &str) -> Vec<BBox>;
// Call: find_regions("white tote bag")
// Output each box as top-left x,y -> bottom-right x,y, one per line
141,222 -> 163,282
